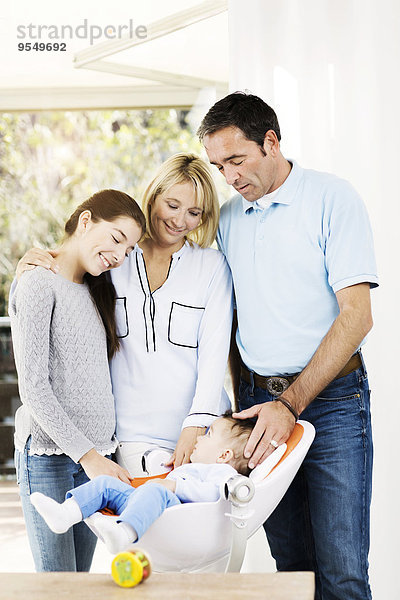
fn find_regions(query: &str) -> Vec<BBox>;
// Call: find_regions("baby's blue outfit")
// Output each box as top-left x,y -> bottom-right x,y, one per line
67,464 -> 236,539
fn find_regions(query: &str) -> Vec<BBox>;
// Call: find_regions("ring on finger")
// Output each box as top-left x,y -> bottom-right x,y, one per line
270,439 -> 279,449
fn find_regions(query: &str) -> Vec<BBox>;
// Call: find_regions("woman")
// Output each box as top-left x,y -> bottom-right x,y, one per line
112,153 -> 233,473
17,153 -> 233,477
10,189 -> 146,571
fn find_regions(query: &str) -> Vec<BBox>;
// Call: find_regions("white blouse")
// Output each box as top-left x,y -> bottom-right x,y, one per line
110,241 -> 233,450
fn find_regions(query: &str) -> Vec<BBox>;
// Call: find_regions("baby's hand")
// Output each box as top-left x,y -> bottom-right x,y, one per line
150,478 -> 176,493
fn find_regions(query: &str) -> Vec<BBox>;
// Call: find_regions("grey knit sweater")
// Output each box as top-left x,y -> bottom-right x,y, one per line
9,267 -> 117,463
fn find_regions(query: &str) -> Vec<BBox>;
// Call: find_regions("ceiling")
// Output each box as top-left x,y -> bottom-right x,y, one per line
0,0 -> 229,110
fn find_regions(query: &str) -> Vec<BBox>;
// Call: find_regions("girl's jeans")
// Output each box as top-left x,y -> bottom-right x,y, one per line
239,361 -> 373,600
15,438 -> 97,572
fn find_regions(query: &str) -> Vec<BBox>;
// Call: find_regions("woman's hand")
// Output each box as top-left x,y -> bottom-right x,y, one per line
79,448 -> 131,483
164,426 -> 206,468
16,248 -> 59,279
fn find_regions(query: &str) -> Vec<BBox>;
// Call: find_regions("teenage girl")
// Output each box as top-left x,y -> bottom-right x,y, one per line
10,189 -> 146,572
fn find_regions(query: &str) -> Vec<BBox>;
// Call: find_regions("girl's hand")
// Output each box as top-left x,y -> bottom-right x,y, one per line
79,448 -> 131,483
164,426 -> 206,468
16,248 -> 59,279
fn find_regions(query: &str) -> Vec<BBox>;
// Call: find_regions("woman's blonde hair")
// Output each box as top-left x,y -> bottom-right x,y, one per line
142,153 -> 220,248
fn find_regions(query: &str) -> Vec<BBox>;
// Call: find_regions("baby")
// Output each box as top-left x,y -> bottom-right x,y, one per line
30,412 -> 254,554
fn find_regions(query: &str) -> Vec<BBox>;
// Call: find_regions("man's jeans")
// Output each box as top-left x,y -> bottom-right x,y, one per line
15,438 -> 97,572
239,360 -> 373,600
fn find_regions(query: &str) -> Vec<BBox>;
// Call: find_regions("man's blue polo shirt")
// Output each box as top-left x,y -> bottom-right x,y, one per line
217,160 -> 378,375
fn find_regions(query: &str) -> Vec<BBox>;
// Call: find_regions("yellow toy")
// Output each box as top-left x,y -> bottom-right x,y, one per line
111,549 -> 152,588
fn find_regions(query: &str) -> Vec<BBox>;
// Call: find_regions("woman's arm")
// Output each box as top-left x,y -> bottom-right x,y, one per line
184,253 -> 233,421
171,254 -> 233,467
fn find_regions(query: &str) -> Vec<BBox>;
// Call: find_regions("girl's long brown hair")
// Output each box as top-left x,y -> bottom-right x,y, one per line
64,189 -> 146,359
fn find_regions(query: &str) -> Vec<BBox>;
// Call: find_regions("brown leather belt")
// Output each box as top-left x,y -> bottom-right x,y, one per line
240,352 -> 362,396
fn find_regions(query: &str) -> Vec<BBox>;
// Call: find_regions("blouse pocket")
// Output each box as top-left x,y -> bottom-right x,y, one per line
168,302 -> 205,348
115,297 -> 129,338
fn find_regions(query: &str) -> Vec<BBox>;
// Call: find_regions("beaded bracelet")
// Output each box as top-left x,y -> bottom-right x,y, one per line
274,397 -> 299,421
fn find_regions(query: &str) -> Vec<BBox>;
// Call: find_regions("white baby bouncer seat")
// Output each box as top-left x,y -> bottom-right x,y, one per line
106,420 -> 315,573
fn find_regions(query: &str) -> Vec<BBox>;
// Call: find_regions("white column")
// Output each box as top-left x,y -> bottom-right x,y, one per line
228,1 -> 400,597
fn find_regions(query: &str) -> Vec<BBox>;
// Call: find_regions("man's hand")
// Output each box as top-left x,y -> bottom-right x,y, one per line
233,401 -> 295,469
164,426 -> 206,468
79,448 -> 131,483
16,248 -> 59,279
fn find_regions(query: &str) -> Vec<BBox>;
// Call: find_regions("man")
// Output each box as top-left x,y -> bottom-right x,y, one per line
198,92 -> 378,600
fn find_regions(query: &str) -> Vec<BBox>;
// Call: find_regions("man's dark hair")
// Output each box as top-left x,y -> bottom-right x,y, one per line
197,91 -> 281,148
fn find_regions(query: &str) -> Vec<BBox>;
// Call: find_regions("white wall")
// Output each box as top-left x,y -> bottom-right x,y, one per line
228,1 -> 400,597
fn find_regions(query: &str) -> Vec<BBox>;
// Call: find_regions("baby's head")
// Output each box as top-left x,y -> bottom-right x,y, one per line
190,410 -> 254,476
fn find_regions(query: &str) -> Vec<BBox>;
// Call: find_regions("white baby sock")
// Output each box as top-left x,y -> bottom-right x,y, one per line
30,492 -> 83,534
85,512 -> 137,554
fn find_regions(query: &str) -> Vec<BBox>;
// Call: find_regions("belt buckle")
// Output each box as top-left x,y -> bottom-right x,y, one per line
266,376 -> 290,396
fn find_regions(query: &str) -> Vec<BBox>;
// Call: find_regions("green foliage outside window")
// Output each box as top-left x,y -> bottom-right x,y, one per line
0,109 -> 229,315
